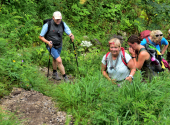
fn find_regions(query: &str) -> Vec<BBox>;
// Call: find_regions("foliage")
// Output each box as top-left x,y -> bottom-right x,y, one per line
137,0 -> 170,33
1,0 -> 170,48
1,0 -> 170,124
54,71 -> 170,124
1,42 -> 170,124
0,106 -> 23,125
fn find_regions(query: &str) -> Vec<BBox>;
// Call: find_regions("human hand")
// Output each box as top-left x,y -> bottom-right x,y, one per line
48,41 -> 53,49
70,34 -> 74,41
111,79 -> 117,84
125,76 -> 132,82
129,47 -> 136,57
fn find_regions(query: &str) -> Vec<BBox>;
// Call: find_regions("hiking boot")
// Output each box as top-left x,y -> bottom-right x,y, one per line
52,72 -> 61,80
63,75 -> 70,82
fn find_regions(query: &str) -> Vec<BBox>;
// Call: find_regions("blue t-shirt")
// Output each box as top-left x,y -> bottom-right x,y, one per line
140,37 -> 168,52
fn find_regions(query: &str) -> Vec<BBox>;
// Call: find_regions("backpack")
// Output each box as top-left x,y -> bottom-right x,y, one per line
43,18 -> 65,38
145,42 -> 165,72
140,30 -> 151,43
105,47 -> 127,70
140,30 -> 162,46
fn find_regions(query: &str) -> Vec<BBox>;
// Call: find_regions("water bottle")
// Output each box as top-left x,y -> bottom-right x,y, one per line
151,56 -> 162,71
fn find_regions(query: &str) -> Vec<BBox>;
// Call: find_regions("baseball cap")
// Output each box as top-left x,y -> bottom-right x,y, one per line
53,11 -> 62,19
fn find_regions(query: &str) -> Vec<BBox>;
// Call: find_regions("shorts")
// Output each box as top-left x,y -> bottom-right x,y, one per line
47,46 -> 62,59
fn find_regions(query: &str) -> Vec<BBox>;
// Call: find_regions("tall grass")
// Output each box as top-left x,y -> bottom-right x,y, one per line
1,0 -> 170,124
53,71 -> 170,124
1,41 -> 170,124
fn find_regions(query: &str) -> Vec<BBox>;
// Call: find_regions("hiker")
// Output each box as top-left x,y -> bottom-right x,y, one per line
140,30 -> 169,55
128,35 -> 157,81
101,38 -> 136,85
141,30 -> 170,70
39,11 -> 74,82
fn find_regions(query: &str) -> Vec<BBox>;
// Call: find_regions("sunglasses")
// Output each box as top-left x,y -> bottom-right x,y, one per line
155,34 -> 163,37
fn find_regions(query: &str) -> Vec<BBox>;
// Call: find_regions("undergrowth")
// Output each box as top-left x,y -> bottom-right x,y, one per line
1,0 -> 170,124
0,106 -> 23,125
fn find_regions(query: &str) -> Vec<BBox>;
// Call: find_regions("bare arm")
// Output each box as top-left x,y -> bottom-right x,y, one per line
101,64 -> 111,81
39,36 -> 52,48
101,64 -> 117,84
129,47 -> 149,70
125,59 -> 136,82
161,43 -> 169,55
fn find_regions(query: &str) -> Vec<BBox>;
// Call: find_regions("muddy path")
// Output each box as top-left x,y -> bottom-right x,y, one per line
0,67 -> 75,125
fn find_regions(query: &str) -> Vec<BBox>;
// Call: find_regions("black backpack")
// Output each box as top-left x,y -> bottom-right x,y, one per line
43,18 -> 65,38
145,42 -> 165,72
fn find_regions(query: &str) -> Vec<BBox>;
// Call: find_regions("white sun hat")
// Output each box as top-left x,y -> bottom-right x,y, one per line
53,11 -> 62,19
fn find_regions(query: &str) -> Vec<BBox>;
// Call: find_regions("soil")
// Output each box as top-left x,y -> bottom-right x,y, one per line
0,67 -> 74,125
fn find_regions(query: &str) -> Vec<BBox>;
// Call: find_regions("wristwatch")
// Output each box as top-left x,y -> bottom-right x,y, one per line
128,75 -> 134,79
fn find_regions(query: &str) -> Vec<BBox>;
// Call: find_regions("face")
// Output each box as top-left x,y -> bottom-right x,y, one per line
53,17 -> 61,25
152,34 -> 163,44
109,44 -> 120,57
128,42 -> 136,50
152,38 -> 160,44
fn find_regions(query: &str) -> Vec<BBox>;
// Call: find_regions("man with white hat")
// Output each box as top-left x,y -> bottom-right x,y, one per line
39,11 -> 74,82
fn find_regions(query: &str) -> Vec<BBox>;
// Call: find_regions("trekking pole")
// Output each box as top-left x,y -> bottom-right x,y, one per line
47,48 -> 51,77
70,39 -> 78,67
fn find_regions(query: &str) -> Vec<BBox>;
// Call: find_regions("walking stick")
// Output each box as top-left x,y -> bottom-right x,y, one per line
47,48 -> 51,77
70,39 -> 78,67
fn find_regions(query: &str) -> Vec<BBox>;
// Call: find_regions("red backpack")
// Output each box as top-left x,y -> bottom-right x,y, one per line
140,30 -> 151,43
105,47 -> 127,68
140,30 -> 162,46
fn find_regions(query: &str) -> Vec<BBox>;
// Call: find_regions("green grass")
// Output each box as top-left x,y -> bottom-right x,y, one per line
0,106 -> 23,125
1,0 -> 170,124
1,44 -> 170,124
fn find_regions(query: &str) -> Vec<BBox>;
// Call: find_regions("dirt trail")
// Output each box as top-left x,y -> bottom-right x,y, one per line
40,67 -> 74,84
0,67 -> 74,125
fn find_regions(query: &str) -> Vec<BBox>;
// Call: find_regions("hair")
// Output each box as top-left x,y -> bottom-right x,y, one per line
108,38 -> 121,47
127,34 -> 141,44
168,29 -> 170,34
150,30 -> 163,42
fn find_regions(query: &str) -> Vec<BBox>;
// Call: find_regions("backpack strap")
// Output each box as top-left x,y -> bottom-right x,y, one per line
145,37 -> 149,43
45,20 -> 65,37
44,19 -> 52,38
157,42 -> 161,47
105,49 -> 127,67
121,47 -> 127,66
46,21 -> 51,35
136,48 -> 146,61
139,48 -> 146,54
105,52 -> 110,70
61,21 -> 65,31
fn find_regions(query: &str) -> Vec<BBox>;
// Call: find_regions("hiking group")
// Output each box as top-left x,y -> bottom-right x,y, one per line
101,30 -> 170,85
39,11 -> 170,84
